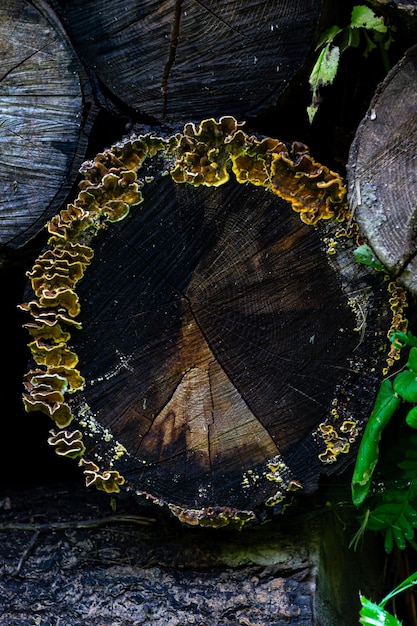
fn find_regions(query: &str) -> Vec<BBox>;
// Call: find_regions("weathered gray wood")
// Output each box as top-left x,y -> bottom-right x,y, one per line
56,0 -> 324,123
347,45 -> 417,293
368,0 -> 417,12
0,0 -> 96,251
366,1 -> 417,43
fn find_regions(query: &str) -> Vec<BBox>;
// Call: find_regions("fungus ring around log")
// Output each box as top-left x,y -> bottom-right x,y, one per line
20,117 -> 404,527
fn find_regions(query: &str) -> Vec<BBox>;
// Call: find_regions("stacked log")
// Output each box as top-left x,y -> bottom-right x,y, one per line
0,0 -> 95,252
2,0 -> 417,623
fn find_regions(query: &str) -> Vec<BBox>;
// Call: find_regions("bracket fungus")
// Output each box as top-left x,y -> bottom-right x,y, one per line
21,117 -> 402,527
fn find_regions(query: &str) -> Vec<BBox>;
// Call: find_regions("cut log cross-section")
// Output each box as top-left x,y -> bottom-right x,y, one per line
20,118 -> 399,526
348,44 -> 417,294
0,0 -> 96,250
58,0 -> 324,122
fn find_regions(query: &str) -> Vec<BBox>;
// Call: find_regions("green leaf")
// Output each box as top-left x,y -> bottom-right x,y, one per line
346,26 -> 361,50
384,527 -> 394,554
307,5 -> 394,125
405,332 -> 417,347
372,379 -> 399,417
406,406 -> 417,429
367,504 -> 401,532
355,427 -> 417,555
360,571 -> 417,623
366,493 -> 417,553
380,570 -> 417,608
354,244 -> 385,272
351,5 -> 387,33
306,106 -> 316,125
404,502 -> 417,523
315,24 -> 342,49
383,29 -> 396,52
397,455 -> 417,478
313,44 -> 340,85
362,31 -> 378,57
351,380 -> 400,506
307,43 -> 340,123
397,515 -> 415,541
407,347 -> 417,373
359,596 -> 401,626
394,370 -> 417,403
392,523 -> 407,550
390,330 -> 417,350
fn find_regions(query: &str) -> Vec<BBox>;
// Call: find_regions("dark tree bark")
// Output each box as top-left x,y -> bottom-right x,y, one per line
347,45 -> 417,294
55,0 -> 324,123
0,483 -> 384,626
0,0 -> 96,251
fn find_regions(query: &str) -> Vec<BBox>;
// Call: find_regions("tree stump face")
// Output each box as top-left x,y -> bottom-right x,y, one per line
22,119 -> 398,526
60,0 -> 323,121
348,45 -> 417,294
0,0 -> 93,247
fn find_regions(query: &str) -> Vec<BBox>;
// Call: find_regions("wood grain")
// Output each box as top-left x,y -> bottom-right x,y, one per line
65,172 -> 393,517
347,45 -> 417,293
57,0 -> 323,122
0,0 -> 95,249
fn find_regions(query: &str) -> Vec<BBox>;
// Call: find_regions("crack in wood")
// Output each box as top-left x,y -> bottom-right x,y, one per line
194,0 -> 254,42
0,42 -> 51,84
161,0 -> 184,118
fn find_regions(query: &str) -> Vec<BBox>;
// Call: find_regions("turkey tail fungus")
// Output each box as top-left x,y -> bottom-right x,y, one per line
21,117 -> 402,527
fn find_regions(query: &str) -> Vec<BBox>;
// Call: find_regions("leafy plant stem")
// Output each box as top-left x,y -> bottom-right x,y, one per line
307,5 -> 395,122
379,570 -> 417,609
